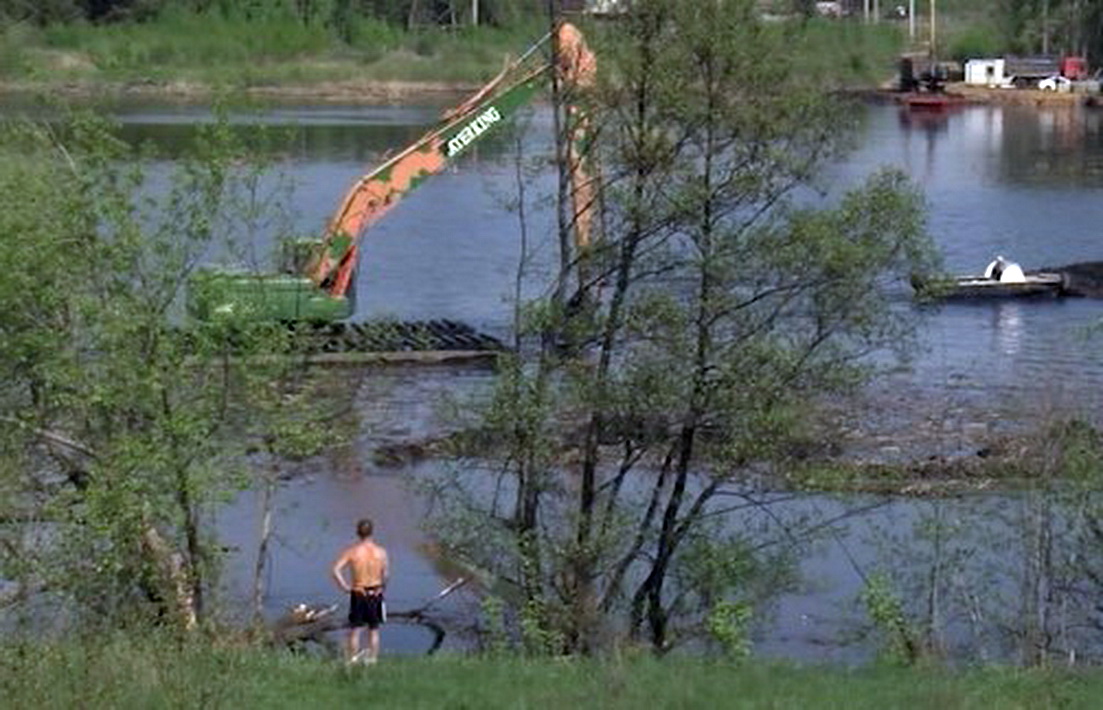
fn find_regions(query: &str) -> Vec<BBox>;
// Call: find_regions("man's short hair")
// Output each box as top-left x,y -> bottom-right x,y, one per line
356,518 -> 374,539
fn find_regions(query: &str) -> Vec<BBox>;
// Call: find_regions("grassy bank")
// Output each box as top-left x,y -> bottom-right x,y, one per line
1,634 -> 1099,709
0,10 -> 903,101
0,10 -> 544,90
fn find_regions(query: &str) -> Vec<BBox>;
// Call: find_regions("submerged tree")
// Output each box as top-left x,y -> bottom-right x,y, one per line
425,0 -> 940,655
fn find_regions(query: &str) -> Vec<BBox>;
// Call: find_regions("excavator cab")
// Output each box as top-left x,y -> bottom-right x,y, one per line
187,268 -> 355,322
189,234 -> 356,322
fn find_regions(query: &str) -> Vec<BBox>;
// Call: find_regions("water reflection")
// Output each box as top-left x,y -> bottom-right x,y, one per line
887,102 -> 1103,188
992,301 -> 1024,356
219,464 -> 472,656
995,106 -> 1103,186
897,105 -> 952,133
897,106 -> 946,182
117,105 -> 537,164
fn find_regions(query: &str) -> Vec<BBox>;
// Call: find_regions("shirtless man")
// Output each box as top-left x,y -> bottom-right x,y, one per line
331,518 -> 389,665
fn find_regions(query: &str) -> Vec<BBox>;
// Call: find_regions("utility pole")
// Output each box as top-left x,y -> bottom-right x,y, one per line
472,0 -> 479,26
1042,0 -> 1050,55
929,0 -> 936,58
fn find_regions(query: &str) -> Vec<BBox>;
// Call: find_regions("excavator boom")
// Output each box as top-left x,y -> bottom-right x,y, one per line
308,62 -> 552,298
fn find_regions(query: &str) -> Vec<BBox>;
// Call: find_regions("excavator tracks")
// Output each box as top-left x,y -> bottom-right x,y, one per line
288,319 -> 506,362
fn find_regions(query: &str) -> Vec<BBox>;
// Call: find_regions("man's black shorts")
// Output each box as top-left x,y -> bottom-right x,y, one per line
349,588 -> 386,629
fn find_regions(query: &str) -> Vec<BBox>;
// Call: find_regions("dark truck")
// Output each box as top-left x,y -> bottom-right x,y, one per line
1005,55 -> 1087,88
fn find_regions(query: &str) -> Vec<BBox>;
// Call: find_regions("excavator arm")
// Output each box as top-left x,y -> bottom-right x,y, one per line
308,22 -> 598,302
189,23 -> 596,324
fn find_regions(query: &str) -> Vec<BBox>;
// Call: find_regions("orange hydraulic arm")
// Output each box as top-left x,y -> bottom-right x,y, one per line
558,21 -> 597,254
307,23 -> 598,300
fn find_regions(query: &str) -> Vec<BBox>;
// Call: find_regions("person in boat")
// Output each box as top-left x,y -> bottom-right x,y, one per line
984,255 -> 1005,280
983,255 -> 1026,283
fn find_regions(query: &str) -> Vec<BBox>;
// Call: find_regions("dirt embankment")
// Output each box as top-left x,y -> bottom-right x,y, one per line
866,82 -> 1096,108
945,83 -> 1093,106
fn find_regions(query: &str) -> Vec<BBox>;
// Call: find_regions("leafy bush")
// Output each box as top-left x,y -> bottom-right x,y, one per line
345,15 -> 402,54
41,6 -> 331,72
788,19 -> 904,87
0,21 -> 36,77
947,23 -> 1005,62
0,0 -> 83,25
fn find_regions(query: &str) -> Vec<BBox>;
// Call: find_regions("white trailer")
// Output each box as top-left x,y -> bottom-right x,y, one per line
964,59 -> 1009,87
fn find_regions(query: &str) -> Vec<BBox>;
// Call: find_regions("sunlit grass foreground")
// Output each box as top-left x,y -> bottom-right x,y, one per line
1,635 -> 1098,709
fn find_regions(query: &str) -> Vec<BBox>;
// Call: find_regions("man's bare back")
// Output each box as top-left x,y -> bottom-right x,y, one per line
335,540 -> 388,592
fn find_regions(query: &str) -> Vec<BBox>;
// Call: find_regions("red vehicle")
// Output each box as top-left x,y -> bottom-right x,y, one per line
1061,56 -> 1088,80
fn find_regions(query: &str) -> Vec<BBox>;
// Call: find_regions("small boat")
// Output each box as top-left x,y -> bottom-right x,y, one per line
937,272 -> 1066,299
913,256 -> 1067,300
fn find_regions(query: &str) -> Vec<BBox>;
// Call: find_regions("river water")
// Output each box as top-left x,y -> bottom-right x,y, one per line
20,97 -> 1103,658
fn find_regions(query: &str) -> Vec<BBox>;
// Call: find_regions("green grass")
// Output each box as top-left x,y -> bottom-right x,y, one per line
790,19 -> 905,87
41,9 -> 332,70
0,6 -> 1029,93
0,22 -> 41,79
2,634 -> 1101,709
0,9 -> 544,88
0,9 -> 908,92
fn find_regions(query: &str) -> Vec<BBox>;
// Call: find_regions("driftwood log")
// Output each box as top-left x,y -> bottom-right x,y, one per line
271,578 -> 467,656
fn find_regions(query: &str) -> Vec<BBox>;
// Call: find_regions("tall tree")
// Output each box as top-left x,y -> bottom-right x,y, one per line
428,0 -> 940,654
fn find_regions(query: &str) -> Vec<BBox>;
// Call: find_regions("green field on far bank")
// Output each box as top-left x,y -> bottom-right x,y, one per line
1,11 -> 544,87
0,6 -> 903,96
2,0 -> 1093,100
2,635 -> 1099,709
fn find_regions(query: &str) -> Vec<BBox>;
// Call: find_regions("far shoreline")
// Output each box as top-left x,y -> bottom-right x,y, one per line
0,78 -> 482,106
7,77 -> 1097,109
857,82 -> 1096,108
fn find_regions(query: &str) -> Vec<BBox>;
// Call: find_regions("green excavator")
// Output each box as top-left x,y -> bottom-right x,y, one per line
188,22 -> 596,326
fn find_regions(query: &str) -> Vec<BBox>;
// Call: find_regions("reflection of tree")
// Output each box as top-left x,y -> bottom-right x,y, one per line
118,122 -> 413,161
898,107 -> 950,134
898,107 -> 947,182
116,115 -> 521,163
992,106 -> 1103,187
